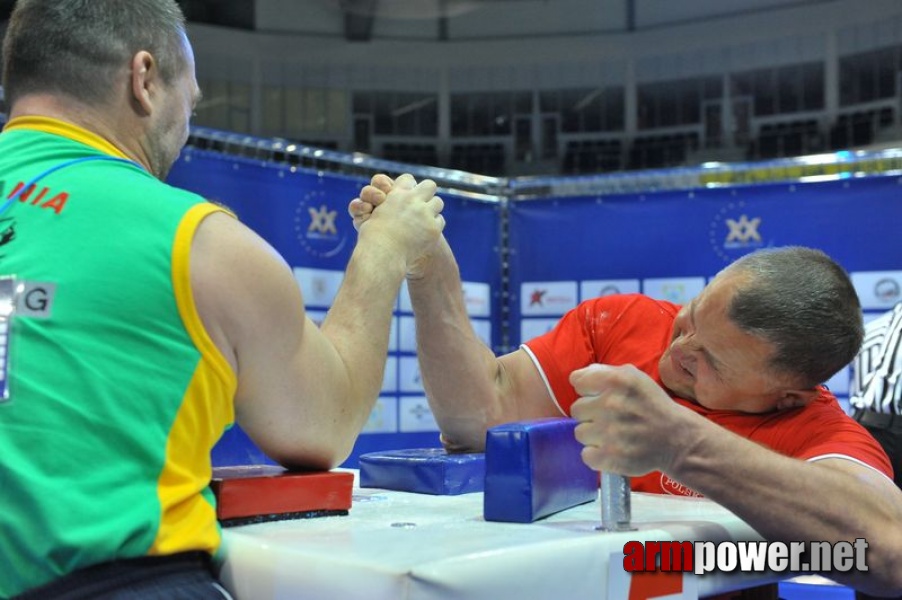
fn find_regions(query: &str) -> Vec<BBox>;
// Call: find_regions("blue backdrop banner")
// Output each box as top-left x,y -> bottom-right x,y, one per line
509,175 -> 902,404
168,149 -> 902,464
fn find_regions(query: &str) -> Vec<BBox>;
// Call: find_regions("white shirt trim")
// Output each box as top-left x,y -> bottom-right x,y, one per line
807,453 -> 895,484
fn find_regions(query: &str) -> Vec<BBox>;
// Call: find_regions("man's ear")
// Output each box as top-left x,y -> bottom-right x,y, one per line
130,50 -> 157,116
775,388 -> 820,410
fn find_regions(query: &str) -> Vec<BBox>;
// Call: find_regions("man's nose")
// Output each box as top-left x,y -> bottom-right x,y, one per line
671,336 -> 699,360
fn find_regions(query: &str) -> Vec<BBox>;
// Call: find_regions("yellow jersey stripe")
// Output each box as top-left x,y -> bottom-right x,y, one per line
152,203 -> 238,555
171,203 -> 237,390
4,116 -> 132,160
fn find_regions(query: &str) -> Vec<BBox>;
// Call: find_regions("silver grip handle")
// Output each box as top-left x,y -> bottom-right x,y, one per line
599,472 -> 633,531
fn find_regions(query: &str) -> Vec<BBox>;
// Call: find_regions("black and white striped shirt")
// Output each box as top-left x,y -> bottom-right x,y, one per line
850,302 -> 902,415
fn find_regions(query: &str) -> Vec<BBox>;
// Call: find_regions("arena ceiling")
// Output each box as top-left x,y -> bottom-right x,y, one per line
0,1 -> 839,41
174,0 -> 837,41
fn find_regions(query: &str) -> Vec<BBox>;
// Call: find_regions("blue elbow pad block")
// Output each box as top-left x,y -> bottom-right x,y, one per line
483,418 -> 598,523
358,448 -> 485,495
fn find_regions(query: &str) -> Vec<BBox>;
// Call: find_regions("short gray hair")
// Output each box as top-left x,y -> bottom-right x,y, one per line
724,246 -> 864,387
3,0 -> 187,108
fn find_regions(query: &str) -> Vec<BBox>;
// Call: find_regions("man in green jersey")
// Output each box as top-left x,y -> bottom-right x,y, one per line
0,1 -> 444,597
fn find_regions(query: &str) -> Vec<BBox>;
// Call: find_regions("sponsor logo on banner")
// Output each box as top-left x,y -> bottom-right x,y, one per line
580,279 -> 640,301
643,278 -> 706,305
293,267 -> 344,308
295,186 -> 349,258
520,281 -> 578,316
875,278 -> 901,302
709,202 -> 769,263
852,271 -> 902,310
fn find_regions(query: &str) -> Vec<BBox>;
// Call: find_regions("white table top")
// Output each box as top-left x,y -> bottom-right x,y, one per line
218,471 -> 783,600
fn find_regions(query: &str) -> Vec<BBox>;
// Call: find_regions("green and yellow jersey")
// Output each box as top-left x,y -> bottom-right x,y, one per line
0,116 -> 237,597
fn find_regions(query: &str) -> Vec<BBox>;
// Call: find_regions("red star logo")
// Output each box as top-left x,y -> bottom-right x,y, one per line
530,289 -> 547,306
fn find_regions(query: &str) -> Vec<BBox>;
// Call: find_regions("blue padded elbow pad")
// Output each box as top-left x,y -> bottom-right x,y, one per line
483,418 -> 598,522
358,448 -> 485,495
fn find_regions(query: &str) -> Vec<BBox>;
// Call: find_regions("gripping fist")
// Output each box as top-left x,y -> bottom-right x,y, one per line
349,173 -> 445,278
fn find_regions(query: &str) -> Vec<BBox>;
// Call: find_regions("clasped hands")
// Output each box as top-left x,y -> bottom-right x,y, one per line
349,173 -> 445,279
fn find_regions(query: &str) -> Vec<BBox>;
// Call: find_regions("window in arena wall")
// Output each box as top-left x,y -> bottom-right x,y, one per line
839,46 -> 900,106
637,76 -> 720,130
361,92 -> 438,137
450,92 -> 529,137
731,61 -> 824,117
544,87 -> 625,134
193,80 -> 250,135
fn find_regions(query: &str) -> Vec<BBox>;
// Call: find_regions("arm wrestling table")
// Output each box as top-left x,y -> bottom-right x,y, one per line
217,471 -> 786,600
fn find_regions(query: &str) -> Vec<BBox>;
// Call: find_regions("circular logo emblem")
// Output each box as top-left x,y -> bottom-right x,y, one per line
709,200 -> 766,263
874,278 -> 901,303
294,187 -> 348,259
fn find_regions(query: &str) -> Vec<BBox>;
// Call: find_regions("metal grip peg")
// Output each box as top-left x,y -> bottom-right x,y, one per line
598,472 -> 635,531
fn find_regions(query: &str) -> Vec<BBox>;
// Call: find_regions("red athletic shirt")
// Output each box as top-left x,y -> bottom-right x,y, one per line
522,293 -> 894,496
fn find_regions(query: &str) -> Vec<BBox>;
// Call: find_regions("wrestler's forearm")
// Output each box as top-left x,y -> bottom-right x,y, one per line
668,418 -> 902,594
319,238 -> 407,441
407,237 -> 502,452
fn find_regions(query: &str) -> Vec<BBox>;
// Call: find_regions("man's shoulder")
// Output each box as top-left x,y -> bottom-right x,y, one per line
102,166 -> 209,208
748,389 -> 861,444
782,389 -> 857,431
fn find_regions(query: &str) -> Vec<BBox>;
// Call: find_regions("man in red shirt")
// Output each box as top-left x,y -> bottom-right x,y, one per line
350,174 -> 902,597
526,292 -> 890,496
